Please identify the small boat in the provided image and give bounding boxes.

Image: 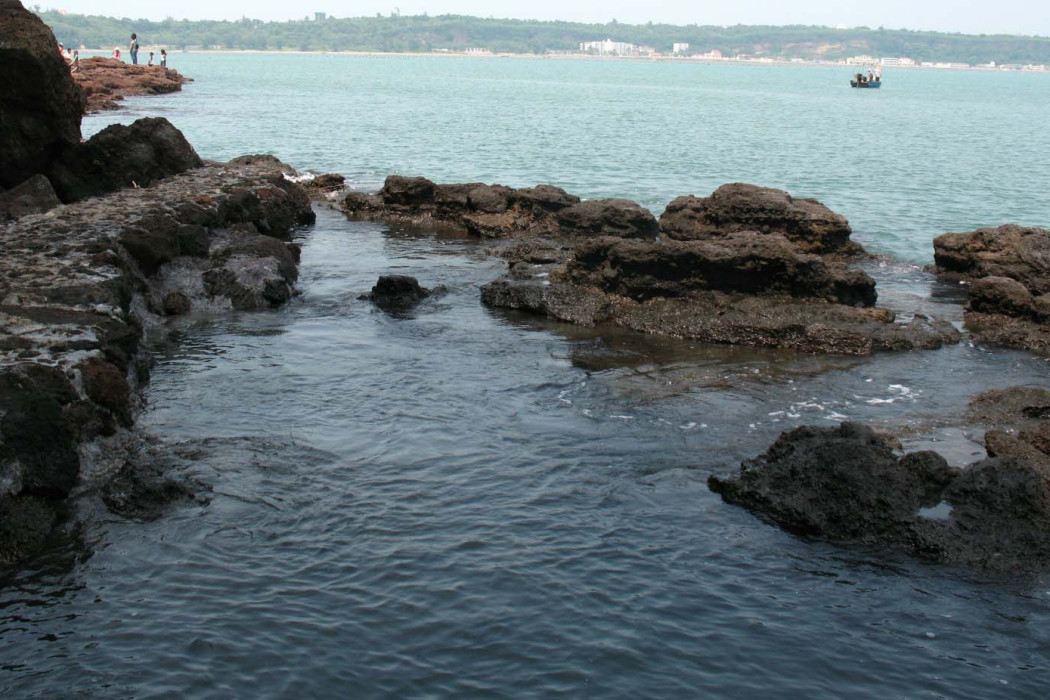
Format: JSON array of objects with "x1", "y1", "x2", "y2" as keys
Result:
[{"x1": 850, "y1": 70, "x2": 882, "y2": 89}]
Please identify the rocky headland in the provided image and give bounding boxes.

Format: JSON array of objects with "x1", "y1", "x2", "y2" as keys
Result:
[
  {"x1": 0, "y1": 0, "x2": 315, "y2": 562},
  {"x1": 343, "y1": 176, "x2": 960, "y2": 355},
  {"x1": 934, "y1": 224, "x2": 1050, "y2": 356},
  {"x1": 709, "y1": 387, "x2": 1050, "y2": 572},
  {"x1": 73, "y1": 57, "x2": 191, "y2": 114}
]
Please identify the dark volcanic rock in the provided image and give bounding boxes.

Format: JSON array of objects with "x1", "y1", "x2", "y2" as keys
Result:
[
  {"x1": 0, "y1": 173, "x2": 61, "y2": 220},
  {"x1": 709, "y1": 419, "x2": 1050, "y2": 572},
  {"x1": 566, "y1": 234, "x2": 877, "y2": 306},
  {"x1": 0, "y1": 160, "x2": 316, "y2": 562},
  {"x1": 363, "y1": 275, "x2": 434, "y2": 311},
  {"x1": 0, "y1": 365, "x2": 81, "y2": 500},
  {"x1": 381, "y1": 175, "x2": 436, "y2": 207},
  {"x1": 968, "y1": 276, "x2": 1038, "y2": 319},
  {"x1": 341, "y1": 177, "x2": 582, "y2": 238},
  {"x1": 78, "y1": 357, "x2": 132, "y2": 426},
  {"x1": 48, "y1": 117, "x2": 204, "y2": 202},
  {"x1": 934, "y1": 225, "x2": 1050, "y2": 292},
  {"x1": 481, "y1": 277, "x2": 957, "y2": 355},
  {"x1": 709, "y1": 423, "x2": 955, "y2": 539},
  {"x1": 556, "y1": 199, "x2": 660, "y2": 239},
  {"x1": 660, "y1": 184, "x2": 859, "y2": 255},
  {"x1": 934, "y1": 226, "x2": 1050, "y2": 356},
  {"x1": 101, "y1": 455, "x2": 206, "y2": 521},
  {"x1": 0, "y1": 0, "x2": 85, "y2": 190}
]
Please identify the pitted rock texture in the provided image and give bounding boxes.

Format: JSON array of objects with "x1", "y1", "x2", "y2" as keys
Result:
[
  {"x1": 0, "y1": 158, "x2": 315, "y2": 562},
  {"x1": 659, "y1": 183, "x2": 861, "y2": 256},
  {"x1": 934, "y1": 225, "x2": 1050, "y2": 356},
  {"x1": 709, "y1": 410, "x2": 1050, "y2": 573},
  {"x1": 342, "y1": 175, "x2": 656, "y2": 239},
  {"x1": 565, "y1": 234, "x2": 877, "y2": 307},
  {"x1": 0, "y1": 0, "x2": 85, "y2": 189},
  {"x1": 73, "y1": 56, "x2": 191, "y2": 114}
]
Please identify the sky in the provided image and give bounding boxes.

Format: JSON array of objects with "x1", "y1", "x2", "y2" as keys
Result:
[{"x1": 39, "y1": 1, "x2": 1050, "y2": 36}]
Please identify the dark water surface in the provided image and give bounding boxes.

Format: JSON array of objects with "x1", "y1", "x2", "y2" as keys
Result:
[{"x1": 3, "y1": 208, "x2": 1050, "y2": 698}]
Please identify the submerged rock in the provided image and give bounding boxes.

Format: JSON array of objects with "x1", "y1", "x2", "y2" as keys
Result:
[
  {"x1": 361, "y1": 275, "x2": 444, "y2": 312},
  {"x1": 0, "y1": 0, "x2": 85, "y2": 189},
  {"x1": 710, "y1": 390, "x2": 1050, "y2": 572}
]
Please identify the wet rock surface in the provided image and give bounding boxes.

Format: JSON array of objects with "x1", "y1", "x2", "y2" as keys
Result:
[
  {"x1": 0, "y1": 157, "x2": 314, "y2": 562},
  {"x1": 476, "y1": 183, "x2": 956, "y2": 355},
  {"x1": 934, "y1": 225, "x2": 1050, "y2": 356},
  {"x1": 710, "y1": 388, "x2": 1050, "y2": 572},
  {"x1": 73, "y1": 57, "x2": 191, "y2": 114},
  {"x1": 0, "y1": 0, "x2": 85, "y2": 189},
  {"x1": 361, "y1": 275, "x2": 446, "y2": 314}
]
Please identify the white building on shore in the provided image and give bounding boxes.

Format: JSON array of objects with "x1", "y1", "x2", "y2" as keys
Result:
[
  {"x1": 673, "y1": 42, "x2": 690, "y2": 55},
  {"x1": 880, "y1": 56, "x2": 916, "y2": 67},
  {"x1": 579, "y1": 39, "x2": 638, "y2": 56}
]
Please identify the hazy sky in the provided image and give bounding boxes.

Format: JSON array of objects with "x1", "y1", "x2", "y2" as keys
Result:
[{"x1": 42, "y1": 1, "x2": 1050, "y2": 36}]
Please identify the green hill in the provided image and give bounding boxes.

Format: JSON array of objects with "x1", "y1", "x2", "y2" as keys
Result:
[{"x1": 40, "y1": 10, "x2": 1050, "y2": 65}]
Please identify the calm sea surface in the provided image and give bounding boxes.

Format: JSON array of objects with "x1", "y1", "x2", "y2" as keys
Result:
[{"x1": 4, "y1": 55, "x2": 1050, "y2": 698}]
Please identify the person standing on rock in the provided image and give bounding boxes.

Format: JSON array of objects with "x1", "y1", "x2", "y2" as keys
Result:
[
  {"x1": 129, "y1": 33, "x2": 140, "y2": 65},
  {"x1": 160, "y1": 49, "x2": 167, "y2": 67},
  {"x1": 148, "y1": 51, "x2": 154, "y2": 66}
]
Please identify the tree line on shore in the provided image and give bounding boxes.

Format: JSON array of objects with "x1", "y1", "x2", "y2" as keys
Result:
[{"x1": 39, "y1": 10, "x2": 1050, "y2": 65}]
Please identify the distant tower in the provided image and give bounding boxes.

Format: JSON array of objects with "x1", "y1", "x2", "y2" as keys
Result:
[{"x1": 315, "y1": 12, "x2": 327, "y2": 21}]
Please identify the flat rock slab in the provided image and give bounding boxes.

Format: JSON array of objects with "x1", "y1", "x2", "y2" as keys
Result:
[{"x1": 73, "y1": 57, "x2": 191, "y2": 114}]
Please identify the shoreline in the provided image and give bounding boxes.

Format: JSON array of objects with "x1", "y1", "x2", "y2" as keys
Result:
[{"x1": 73, "y1": 48, "x2": 1050, "y2": 74}]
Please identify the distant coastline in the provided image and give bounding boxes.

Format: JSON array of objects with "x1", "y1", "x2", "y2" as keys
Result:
[{"x1": 74, "y1": 48, "x2": 1049, "y2": 74}]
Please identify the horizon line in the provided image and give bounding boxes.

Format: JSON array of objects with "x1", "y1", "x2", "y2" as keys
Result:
[{"x1": 38, "y1": 9, "x2": 1050, "y2": 41}]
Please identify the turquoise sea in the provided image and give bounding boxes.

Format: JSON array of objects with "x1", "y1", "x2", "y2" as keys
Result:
[
  {"x1": 4, "y1": 54, "x2": 1050, "y2": 698},
  {"x1": 86, "y1": 54, "x2": 1050, "y2": 263}
]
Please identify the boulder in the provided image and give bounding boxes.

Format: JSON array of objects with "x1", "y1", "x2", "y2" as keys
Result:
[
  {"x1": 0, "y1": 173, "x2": 61, "y2": 220},
  {"x1": 363, "y1": 275, "x2": 433, "y2": 310},
  {"x1": 513, "y1": 185, "x2": 581, "y2": 214},
  {"x1": 968, "y1": 276, "x2": 1036, "y2": 319},
  {"x1": 934, "y1": 225, "x2": 1050, "y2": 294},
  {"x1": 47, "y1": 117, "x2": 203, "y2": 202},
  {"x1": 0, "y1": 0, "x2": 85, "y2": 189},
  {"x1": 660, "y1": 184, "x2": 858, "y2": 255},
  {"x1": 709, "y1": 420, "x2": 1050, "y2": 571},
  {"x1": 709, "y1": 423, "x2": 955, "y2": 540},
  {"x1": 556, "y1": 199, "x2": 660, "y2": 239},
  {"x1": 566, "y1": 233, "x2": 877, "y2": 306},
  {"x1": 380, "y1": 175, "x2": 436, "y2": 208},
  {"x1": 0, "y1": 364, "x2": 81, "y2": 500}
]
